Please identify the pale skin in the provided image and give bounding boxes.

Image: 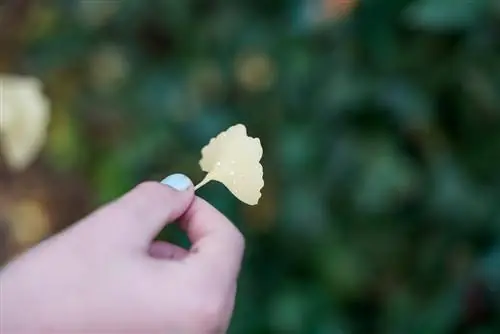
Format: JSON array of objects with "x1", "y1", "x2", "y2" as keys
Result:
[{"x1": 0, "y1": 177, "x2": 245, "y2": 333}]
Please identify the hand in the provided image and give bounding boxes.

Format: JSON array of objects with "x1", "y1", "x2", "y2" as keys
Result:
[{"x1": 0, "y1": 174, "x2": 245, "y2": 334}]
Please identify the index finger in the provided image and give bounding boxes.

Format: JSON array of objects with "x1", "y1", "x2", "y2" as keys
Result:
[{"x1": 181, "y1": 197, "x2": 245, "y2": 285}]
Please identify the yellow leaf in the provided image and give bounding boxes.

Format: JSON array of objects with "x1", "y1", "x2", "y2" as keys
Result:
[
  {"x1": 0, "y1": 75, "x2": 51, "y2": 171},
  {"x1": 195, "y1": 124, "x2": 264, "y2": 206}
]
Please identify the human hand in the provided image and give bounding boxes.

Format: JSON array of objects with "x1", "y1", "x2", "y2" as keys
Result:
[{"x1": 0, "y1": 174, "x2": 245, "y2": 334}]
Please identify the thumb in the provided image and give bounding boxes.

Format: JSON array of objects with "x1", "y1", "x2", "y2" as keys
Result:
[{"x1": 82, "y1": 174, "x2": 195, "y2": 248}]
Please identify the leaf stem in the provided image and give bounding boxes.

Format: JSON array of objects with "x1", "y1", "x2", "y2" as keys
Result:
[{"x1": 194, "y1": 174, "x2": 212, "y2": 190}]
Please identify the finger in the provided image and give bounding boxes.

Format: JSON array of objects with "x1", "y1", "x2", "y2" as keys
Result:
[
  {"x1": 180, "y1": 197, "x2": 245, "y2": 287},
  {"x1": 84, "y1": 174, "x2": 195, "y2": 248},
  {"x1": 149, "y1": 241, "x2": 189, "y2": 260}
]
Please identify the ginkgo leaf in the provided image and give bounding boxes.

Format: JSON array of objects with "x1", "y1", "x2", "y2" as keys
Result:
[
  {"x1": 0, "y1": 75, "x2": 51, "y2": 171},
  {"x1": 195, "y1": 124, "x2": 264, "y2": 205}
]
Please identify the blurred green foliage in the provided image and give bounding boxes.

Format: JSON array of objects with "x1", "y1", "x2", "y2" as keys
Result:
[{"x1": 1, "y1": 0, "x2": 500, "y2": 333}]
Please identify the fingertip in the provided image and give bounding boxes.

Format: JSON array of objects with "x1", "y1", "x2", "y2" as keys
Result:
[{"x1": 161, "y1": 174, "x2": 193, "y2": 191}]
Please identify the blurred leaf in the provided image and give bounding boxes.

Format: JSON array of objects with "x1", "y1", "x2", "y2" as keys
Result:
[
  {"x1": 427, "y1": 159, "x2": 492, "y2": 227},
  {"x1": 405, "y1": 0, "x2": 488, "y2": 32},
  {"x1": 93, "y1": 152, "x2": 135, "y2": 204},
  {"x1": 318, "y1": 67, "x2": 371, "y2": 118},
  {"x1": 477, "y1": 246, "x2": 500, "y2": 309},
  {"x1": 316, "y1": 243, "x2": 370, "y2": 300},
  {"x1": 384, "y1": 287, "x2": 418, "y2": 334},
  {"x1": 46, "y1": 108, "x2": 85, "y2": 171},
  {"x1": 275, "y1": 126, "x2": 319, "y2": 179},
  {"x1": 280, "y1": 183, "x2": 331, "y2": 241},
  {"x1": 268, "y1": 286, "x2": 310, "y2": 333},
  {"x1": 354, "y1": 138, "x2": 419, "y2": 214},
  {"x1": 7, "y1": 198, "x2": 51, "y2": 247},
  {"x1": 414, "y1": 285, "x2": 463, "y2": 334},
  {"x1": 377, "y1": 79, "x2": 434, "y2": 132}
]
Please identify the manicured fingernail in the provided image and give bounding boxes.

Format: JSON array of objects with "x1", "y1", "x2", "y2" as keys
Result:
[{"x1": 161, "y1": 173, "x2": 192, "y2": 191}]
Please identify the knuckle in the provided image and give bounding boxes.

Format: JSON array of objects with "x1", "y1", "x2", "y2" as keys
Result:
[{"x1": 191, "y1": 299, "x2": 226, "y2": 332}]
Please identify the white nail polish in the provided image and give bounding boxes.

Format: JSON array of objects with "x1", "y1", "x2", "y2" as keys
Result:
[{"x1": 161, "y1": 174, "x2": 192, "y2": 191}]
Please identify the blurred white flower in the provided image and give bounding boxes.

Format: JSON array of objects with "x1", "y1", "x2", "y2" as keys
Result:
[{"x1": 0, "y1": 75, "x2": 51, "y2": 171}]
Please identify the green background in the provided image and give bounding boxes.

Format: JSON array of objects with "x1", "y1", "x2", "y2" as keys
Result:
[{"x1": 1, "y1": 0, "x2": 499, "y2": 333}]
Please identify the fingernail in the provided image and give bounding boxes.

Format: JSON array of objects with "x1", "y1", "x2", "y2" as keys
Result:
[{"x1": 161, "y1": 174, "x2": 192, "y2": 191}]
